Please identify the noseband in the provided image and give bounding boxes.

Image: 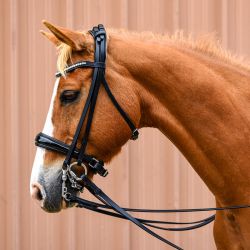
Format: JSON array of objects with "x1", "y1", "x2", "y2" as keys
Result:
[{"x1": 35, "y1": 25, "x2": 250, "y2": 250}]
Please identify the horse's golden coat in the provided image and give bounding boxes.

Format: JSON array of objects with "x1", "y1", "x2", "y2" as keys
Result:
[{"x1": 42, "y1": 21, "x2": 250, "y2": 249}]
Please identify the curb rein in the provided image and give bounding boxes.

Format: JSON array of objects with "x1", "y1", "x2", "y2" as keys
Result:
[{"x1": 35, "y1": 25, "x2": 250, "y2": 250}]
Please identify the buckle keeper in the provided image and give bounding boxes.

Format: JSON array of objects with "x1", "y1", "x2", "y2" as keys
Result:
[{"x1": 89, "y1": 158, "x2": 108, "y2": 177}]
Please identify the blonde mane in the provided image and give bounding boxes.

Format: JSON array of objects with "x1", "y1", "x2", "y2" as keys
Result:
[{"x1": 57, "y1": 29, "x2": 250, "y2": 75}]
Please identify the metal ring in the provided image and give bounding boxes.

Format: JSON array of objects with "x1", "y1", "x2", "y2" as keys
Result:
[
  {"x1": 68, "y1": 162, "x2": 88, "y2": 181},
  {"x1": 64, "y1": 192, "x2": 72, "y2": 201}
]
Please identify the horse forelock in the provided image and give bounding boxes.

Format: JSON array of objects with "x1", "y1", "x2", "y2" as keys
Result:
[
  {"x1": 56, "y1": 32, "x2": 95, "y2": 76},
  {"x1": 57, "y1": 43, "x2": 72, "y2": 77}
]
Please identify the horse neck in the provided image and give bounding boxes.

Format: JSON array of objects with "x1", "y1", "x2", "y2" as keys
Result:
[{"x1": 108, "y1": 34, "x2": 250, "y2": 204}]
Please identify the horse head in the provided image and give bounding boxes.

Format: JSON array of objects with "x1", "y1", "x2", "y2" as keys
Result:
[{"x1": 30, "y1": 21, "x2": 141, "y2": 212}]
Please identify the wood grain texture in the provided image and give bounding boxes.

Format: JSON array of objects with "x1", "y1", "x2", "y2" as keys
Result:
[{"x1": 1, "y1": 0, "x2": 250, "y2": 249}]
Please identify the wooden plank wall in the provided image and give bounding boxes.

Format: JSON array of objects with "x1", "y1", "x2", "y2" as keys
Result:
[{"x1": 1, "y1": 0, "x2": 250, "y2": 249}]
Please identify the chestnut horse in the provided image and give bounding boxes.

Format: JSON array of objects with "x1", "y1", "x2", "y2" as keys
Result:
[{"x1": 30, "y1": 21, "x2": 250, "y2": 249}]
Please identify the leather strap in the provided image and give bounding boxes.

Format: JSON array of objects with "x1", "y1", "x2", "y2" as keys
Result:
[
  {"x1": 102, "y1": 73, "x2": 139, "y2": 140},
  {"x1": 68, "y1": 175, "x2": 250, "y2": 248},
  {"x1": 35, "y1": 133, "x2": 107, "y2": 176},
  {"x1": 63, "y1": 67, "x2": 99, "y2": 168},
  {"x1": 69, "y1": 195, "x2": 216, "y2": 229},
  {"x1": 55, "y1": 61, "x2": 105, "y2": 77},
  {"x1": 77, "y1": 73, "x2": 102, "y2": 164},
  {"x1": 79, "y1": 175, "x2": 183, "y2": 250}
]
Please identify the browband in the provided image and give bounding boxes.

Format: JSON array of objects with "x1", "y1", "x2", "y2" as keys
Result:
[{"x1": 55, "y1": 61, "x2": 106, "y2": 77}]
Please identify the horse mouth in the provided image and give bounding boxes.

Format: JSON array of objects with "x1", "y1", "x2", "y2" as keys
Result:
[
  {"x1": 31, "y1": 164, "x2": 81, "y2": 213},
  {"x1": 62, "y1": 198, "x2": 77, "y2": 210},
  {"x1": 37, "y1": 182, "x2": 80, "y2": 213},
  {"x1": 40, "y1": 194, "x2": 78, "y2": 213},
  {"x1": 62, "y1": 199, "x2": 69, "y2": 209}
]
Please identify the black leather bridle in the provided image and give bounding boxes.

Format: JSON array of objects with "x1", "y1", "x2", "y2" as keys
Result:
[{"x1": 35, "y1": 25, "x2": 250, "y2": 250}]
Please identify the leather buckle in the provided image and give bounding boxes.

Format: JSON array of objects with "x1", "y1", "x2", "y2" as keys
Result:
[
  {"x1": 89, "y1": 158, "x2": 108, "y2": 177},
  {"x1": 131, "y1": 129, "x2": 139, "y2": 140}
]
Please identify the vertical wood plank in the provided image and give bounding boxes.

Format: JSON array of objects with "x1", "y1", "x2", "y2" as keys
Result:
[
  {"x1": 6, "y1": 1, "x2": 21, "y2": 250},
  {"x1": 0, "y1": 1, "x2": 8, "y2": 250}
]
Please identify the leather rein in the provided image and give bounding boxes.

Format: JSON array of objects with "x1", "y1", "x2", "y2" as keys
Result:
[{"x1": 35, "y1": 24, "x2": 250, "y2": 250}]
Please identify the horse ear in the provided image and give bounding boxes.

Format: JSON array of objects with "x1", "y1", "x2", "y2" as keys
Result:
[
  {"x1": 40, "y1": 30, "x2": 60, "y2": 46},
  {"x1": 42, "y1": 20, "x2": 85, "y2": 50}
]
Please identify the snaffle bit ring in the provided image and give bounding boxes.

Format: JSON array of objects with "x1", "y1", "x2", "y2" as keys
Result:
[{"x1": 68, "y1": 162, "x2": 88, "y2": 181}]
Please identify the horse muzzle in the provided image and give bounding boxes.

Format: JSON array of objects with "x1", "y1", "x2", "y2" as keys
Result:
[{"x1": 30, "y1": 162, "x2": 77, "y2": 212}]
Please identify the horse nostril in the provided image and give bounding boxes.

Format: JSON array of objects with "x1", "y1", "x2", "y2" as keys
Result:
[{"x1": 31, "y1": 183, "x2": 44, "y2": 201}]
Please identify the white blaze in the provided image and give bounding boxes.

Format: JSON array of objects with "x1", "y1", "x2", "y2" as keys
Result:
[
  {"x1": 30, "y1": 78, "x2": 60, "y2": 192},
  {"x1": 43, "y1": 78, "x2": 60, "y2": 137}
]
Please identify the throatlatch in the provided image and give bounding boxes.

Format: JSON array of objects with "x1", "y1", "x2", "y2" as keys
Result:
[{"x1": 35, "y1": 24, "x2": 250, "y2": 250}]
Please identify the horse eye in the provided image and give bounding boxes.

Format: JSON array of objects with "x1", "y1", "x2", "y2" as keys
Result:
[{"x1": 60, "y1": 90, "x2": 80, "y2": 104}]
